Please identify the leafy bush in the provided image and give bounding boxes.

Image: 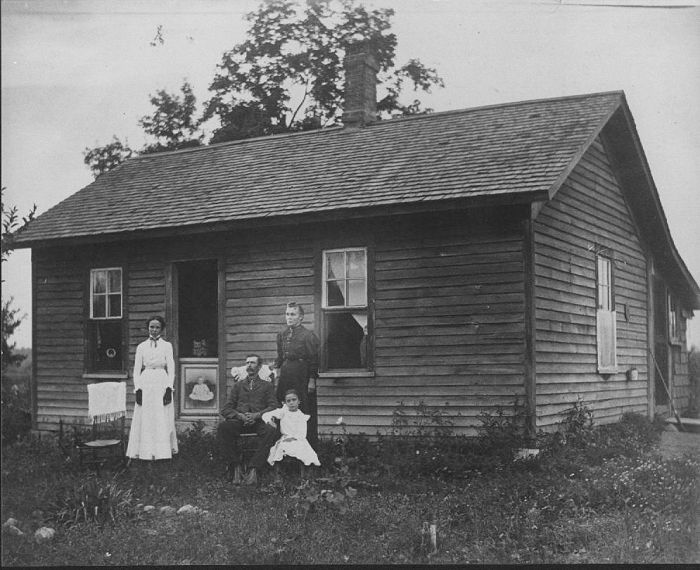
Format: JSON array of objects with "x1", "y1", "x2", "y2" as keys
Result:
[
  {"x1": 176, "y1": 420, "x2": 219, "y2": 470},
  {"x1": 560, "y1": 397, "x2": 594, "y2": 448},
  {"x1": 476, "y1": 400, "x2": 530, "y2": 458},
  {"x1": 1, "y1": 381, "x2": 32, "y2": 446},
  {"x1": 48, "y1": 476, "x2": 135, "y2": 527}
]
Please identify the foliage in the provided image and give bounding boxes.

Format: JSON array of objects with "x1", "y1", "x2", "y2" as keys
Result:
[
  {"x1": 1, "y1": 186, "x2": 36, "y2": 266},
  {"x1": 559, "y1": 396, "x2": 595, "y2": 448},
  {"x1": 1, "y1": 412, "x2": 697, "y2": 565},
  {"x1": 48, "y1": 476, "x2": 135, "y2": 527},
  {"x1": 1, "y1": 380, "x2": 31, "y2": 446},
  {"x1": 476, "y1": 399, "x2": 530, "y2": 457},
  {"x1": 83, "y1": 0, "x2": 444, "y2": 173},
  {"x1": 176, "y1": 420, "x2": 220, "y2": 472},
  {"x1": 1, "y1": 187, "x2": 35, "y2": 372},
  {"x1": 204, "y1": 0, "x2": 443, "y2": 143},
  {"x1": 82, "y1": 136, "x2": 134, "y2": 178},
  {"x1": 139, "y1": 81, "x2": 204, "y2": 154}
]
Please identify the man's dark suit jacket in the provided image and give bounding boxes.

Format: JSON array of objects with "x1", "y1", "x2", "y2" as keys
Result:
[{"x1": 221, "y1": 376, "x2": 278, "y2": 420}]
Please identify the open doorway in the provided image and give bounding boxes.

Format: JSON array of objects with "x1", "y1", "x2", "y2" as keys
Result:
[
  {"x1": 176, "y1": 259, "x2": 220, "y2": 415},
  {"x1": 653, "y1": 277, "x2": 670, "y2": 406}
]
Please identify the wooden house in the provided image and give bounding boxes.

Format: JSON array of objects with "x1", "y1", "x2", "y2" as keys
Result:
[{"x1": 14, "y1": 47, "x2": 699, "y2": 438}]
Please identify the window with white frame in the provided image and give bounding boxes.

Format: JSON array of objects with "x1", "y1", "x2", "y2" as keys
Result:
[
  {"x1": 668, "y1": 294, "x2": 680, "y2": 343},
  {"x1": 322, "y1": 248, "x2": 369, "y2": 370},
  {"x1": 596, "y1": 254, "x2": 617, "y2": 373},
  {"x1": 88, "y1": 268, "x2": 124, "y2": 372}
]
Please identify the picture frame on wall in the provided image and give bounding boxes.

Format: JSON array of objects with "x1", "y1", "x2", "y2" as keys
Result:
[{"x1": 180, "y1": 360, "x2": 218, "y2": 415}]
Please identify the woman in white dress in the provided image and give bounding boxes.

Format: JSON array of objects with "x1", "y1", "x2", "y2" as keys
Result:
[
  {"x1": 262, "y1": 389, "x2": 320, "y2": 467},
  {"x1": 126, "y1": 316, "x2": 178, "y2": 461}
]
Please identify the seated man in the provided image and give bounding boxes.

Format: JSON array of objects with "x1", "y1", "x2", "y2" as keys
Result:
[{"x1": 217, "y1": 354, "x2": 279, "y2": 485}]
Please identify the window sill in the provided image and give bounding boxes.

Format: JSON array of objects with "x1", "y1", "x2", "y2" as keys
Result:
[
  {"x1": 597, "y1": 367, "x2": 618, "y2": 376},
  {"x1": 82, "y1": 372, "x2": 129, "y2": 380},
  {"x1": 319, "y1": 371, "x2": 375, "y2": 379}
]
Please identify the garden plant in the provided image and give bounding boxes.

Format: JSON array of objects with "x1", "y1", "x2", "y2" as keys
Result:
[{"x1": 1, "y1": 401, "x2": 698, "y2": 565}]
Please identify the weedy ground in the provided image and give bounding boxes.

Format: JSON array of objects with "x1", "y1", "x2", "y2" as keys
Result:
[{"x1": 1, "y1": 408, "x2": 698, "y2": 566}]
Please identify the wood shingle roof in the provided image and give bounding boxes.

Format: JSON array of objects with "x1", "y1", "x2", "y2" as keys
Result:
[{"x1": 15, "y1": 91, "x2": 623, "y2": 244}]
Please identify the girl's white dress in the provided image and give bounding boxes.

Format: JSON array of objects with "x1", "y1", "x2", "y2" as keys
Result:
[
  {"x1": 126, "y1": 337, "x2": 178, "y2": 460},
  {"x1": 262, "y1": 405, "x2": 321, "y2": 466}
]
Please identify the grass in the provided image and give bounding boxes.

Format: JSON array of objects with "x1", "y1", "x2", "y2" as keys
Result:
[{"x1": 1, "y1": 412, "x2": 698, "y2": 565}]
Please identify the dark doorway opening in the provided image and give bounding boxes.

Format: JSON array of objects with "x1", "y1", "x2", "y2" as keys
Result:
[
  {"x1": 653, "y1": 277, "x2": 669, "y2": 405},
  {"x1": 177, "y1": 260, "x2": 218, "y2": 358}
]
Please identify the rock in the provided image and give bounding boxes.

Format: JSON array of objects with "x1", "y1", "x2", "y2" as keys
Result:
[
  {"x1": 34, "y1": 527, "x2": 56, "y2": 542},
  {"x1": 159, "y1": 506, "x2": 177, "y2": 517},
  {"x1": 143, "y1": 505, "x2": 156, "y2": 512},
  {"x1": 177, "y1": 505, "x2": 201, "y2": 515},
  {"x1": 5, "y1": 525, "x2": 24, "y2": 536},
  {"x1": 3, "y1": 518, "x2": 19, "y2": 528}
]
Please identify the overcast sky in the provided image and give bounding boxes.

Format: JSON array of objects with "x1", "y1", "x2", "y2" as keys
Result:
[{"x1": 2, "y1": 0, "x2": 699, "y2": 348}]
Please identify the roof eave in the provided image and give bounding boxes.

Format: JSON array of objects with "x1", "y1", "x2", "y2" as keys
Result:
[
  {"x1": 603, "y1": 98, "x2": 700, "y2": 310},
  {"x1": 12, "y1": 189, "x2": 548, "y2": 250}
]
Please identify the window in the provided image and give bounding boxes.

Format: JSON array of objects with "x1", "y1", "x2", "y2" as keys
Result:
[
  {"x1": 88, "y1": 268, "x2": 124, "y2": 372},
  {"x1": 596, "y1": 254, "x2": 617, "y2": 373},
  {"x1": 668, "y1": 294, "x2": 680, "y2": 343},
  {"x1": 322, "y1": 248, "x2": 369, "y2": 370}
]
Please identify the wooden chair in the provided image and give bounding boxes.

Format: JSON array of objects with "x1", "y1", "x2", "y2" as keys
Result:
[
  {"x1": 75, "y1": 381, "x2": 127, "y2": 472},
  {"x1": 239, "y1": 432, "x2": 259, "y2": 472}
]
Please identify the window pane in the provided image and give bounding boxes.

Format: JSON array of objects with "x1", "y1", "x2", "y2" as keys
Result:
[
  {"x1": 347, "y1": 250, "x2": 366, "y2": 278},
  {"x1": 347, "y1": 279, "x2": 367, "y2": 306},
  {"x1": 108, "y1": 294, "x2": 122, "y2": 318},
  {"x1": 109, "y1": 270, "x2": 122, "y2": 293},
  {"x1": 92, "y1": 295, "x2": 106, "y2": 318},
  {"x1": 326, "y1": 252, "x2": 345, "y2": 280},
  {"x1": 92, "y1": 271, "x2": 107, "y2": 294},
  {"x1": 326, "y1": 280, "x2": 346, "y2": 307},
  {"x1": 91, "y1": 320, "x2": 122, "y2": 371},
  {"x1": 325, "y1": 311, "x2": 366, "y2": 369}
]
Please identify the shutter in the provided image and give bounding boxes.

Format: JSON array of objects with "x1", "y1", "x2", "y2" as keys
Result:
[{"x1": 597, "y1": 308, "x2": 617, "y2": 371}]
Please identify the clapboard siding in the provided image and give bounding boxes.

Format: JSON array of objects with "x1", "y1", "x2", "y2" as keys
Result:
[
  {"x1": 314, "y1": 211, "x2": 527, "y2": 436},
  {"x1": 534, "y1": 137, "x2": 649, "y2": 427},
  {"x1": 224, "y1": 231, "x2": 316, "y2": 394},
  {"x1": 33, "y1": 249, "x2": 87, "y2": 429}
]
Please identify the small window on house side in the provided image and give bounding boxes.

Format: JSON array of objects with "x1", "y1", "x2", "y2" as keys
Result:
[
  {"x1": 668, "y1": 294, "x2": 680, "y2": 343},
  {"x1": 322, "y1": 248, "x2": 369, "y2": 370},
  {"x1": 88, "y1": 268, "x2": 123, "y2": 372},
  {"x1": 596, "y1": 254, "x2": 617, "y2": 373}
]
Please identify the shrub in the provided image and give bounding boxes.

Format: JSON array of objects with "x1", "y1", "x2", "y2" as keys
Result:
[
  {"x1": 476, "y1": 400, "x2": 529, "y2": 458},
  {"x1": 560, "y1": 397, "x2": 594, "y2": 448},
  {"x1": 48, "y1": 476, "x2": 135, "y2": 527},
  {"x1": 177, "y1": 420, "x2": 219, "y2": 470},
  {"x1": 1, "y1": 381, "x2": 32, "y2": 446}
]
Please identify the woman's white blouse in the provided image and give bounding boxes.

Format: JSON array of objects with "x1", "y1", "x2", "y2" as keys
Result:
[{"x1": 132, "y1": 338, "x2": 175, "y2": 391}]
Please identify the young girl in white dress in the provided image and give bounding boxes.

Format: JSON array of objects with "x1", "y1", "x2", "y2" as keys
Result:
[
  {"x1": 126, "y1": 316, "x2": 178, "y2": 461},
  {"x1": 262, "y1": 389, "x2": 320, "y2": 468}
]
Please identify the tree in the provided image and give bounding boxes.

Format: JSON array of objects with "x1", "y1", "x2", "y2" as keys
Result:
[
  {"x1": 83, "y1": 0, "x2": 444, "y2": 173},
  {"x1": 83, "y1": 136, "x2": 134, "y2": 178},
  {"x1": 203, "y1": 0, "x2": 444, "y2": 142},
  {"x1": 139, "y1": 81, "x2": 204, "y2": 154},
  {"x1": 1, "y1": 187, "x2": 36, "y2": 372}
]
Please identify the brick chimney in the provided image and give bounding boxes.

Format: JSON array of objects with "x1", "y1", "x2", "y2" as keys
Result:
[{"x1": 342, "y1": 40, "x2": 379, "y2": 127}]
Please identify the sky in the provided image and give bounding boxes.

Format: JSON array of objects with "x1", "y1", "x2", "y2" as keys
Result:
[{"x1": 2, "y1": 0, "x2": 699, "y2": 348}]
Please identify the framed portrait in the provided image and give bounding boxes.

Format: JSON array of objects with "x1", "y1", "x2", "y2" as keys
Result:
[{"x1": 180, "y1": 360, "x2": 218, "y2": 415}]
